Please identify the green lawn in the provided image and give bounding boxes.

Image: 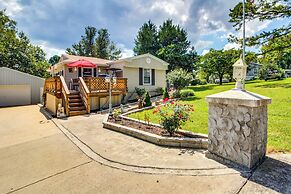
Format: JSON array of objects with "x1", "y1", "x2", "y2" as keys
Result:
[{"x1": 128, "y1": 78, "x2": 291, "y2": 152}]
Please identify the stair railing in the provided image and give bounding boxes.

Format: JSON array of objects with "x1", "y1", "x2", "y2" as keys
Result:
[
  {"x1": 79, "y1": 77, "x2": 91, "y2": 113},
  {"x1": 60, "y1": 76, "x2": 70, "y2": 116}
]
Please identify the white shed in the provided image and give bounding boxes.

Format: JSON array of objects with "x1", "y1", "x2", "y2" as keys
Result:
[{"x1": 0, "y1": 67, "x2": 45, "y2": 107}]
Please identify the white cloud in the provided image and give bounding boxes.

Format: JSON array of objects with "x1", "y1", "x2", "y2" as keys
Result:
[
  {"x1": 195, "y1": 40, "x2": 213, "y2": 50},
  {"x1": 117, "y1": 44, "x2": 134, "y2": 58},
  {"x1": 0, "y1": 0, "x2": 23, "y2": 16},
  {"x1": 149, "y1": 0, "x2": 191, "y2": 24},
  {"x1": 223, "y1": 42, "x2": 241, "y2": 50},
  {"x1": 201, "y1": 49, "x2": 210, "y2": 55},
  {"x1": 33, "y1": 40, "x2": 65, "y2": 59}
]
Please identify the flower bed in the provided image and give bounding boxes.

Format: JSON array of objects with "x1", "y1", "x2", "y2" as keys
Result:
[{"x1": 103, "y1": 102, "x2": 208, "y2": 149}]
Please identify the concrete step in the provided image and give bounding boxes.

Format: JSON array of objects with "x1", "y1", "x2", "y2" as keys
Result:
[{"x1": 69, "y1": 110, "x2": 87, "y2": 116}]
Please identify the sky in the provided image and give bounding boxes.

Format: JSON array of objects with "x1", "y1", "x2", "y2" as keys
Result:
[{"x1": 0, "y1": 0, "x2": 286, "y2": 59}]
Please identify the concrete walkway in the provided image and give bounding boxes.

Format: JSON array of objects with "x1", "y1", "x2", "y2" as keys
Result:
[{"x1": 0, "y1": 105, "x2": 290, "y2": 193}]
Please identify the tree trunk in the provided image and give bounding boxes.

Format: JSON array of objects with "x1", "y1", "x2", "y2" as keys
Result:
[{"x1": 219, "y1": 76, "x2": 223, "y2": 85}]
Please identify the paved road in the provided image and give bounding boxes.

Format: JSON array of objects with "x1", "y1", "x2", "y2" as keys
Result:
[{"x1": 0, "y1": 105, "x2": 290, "y2": 193}]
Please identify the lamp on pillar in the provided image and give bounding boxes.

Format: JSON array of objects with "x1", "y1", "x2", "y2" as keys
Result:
[{"x1": 233, "y1": 56, "x2": 248, "y2": 91}]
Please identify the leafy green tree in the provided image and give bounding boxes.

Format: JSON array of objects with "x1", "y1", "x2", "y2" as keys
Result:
[
  {"x1": 259, "y1": 33, "x2": 291, "y2": 69},
  {"x1": 133, "y1": 19, "x2": 198, "y2": 72},
  {"x1": 157, "y1": 20, "x2": 196, "y2": 72},
  {"x1": 258, "y1": 63, "x2": 284, "y2": 80},
  {"x1": 229, "y1": 0, "x2": 291, "y2": 54},
  {"x1": 48, "y1": 55, "x2": 60, "y2": 65},
  {"x1": 0, "y1": 10, "x2": 50, "y2": 78},
  {"x1": 95, "y1": 29, "x2": 121, "y2": 60},
  {"x1": 200, "y1": 49, "x2": 240, "y2": 85},
  {"x1": 66, "y1": 27, "x2": 121, "y2": 60},
  {"x1": 133, "y1": 20, "x2": 159, "y2": 55},
  {"x1": 167, "y1": 68, "x2": 193, "y2": 90}
]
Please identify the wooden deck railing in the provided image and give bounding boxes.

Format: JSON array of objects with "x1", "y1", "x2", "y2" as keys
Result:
[
  {"x1": 83, "y1": 77, "x2": 128, "y2": 93},
  {"x1": 43, "y1": 76, "x2": 62, "y2": 97},
  {"x1": 79, "y1": 77, "x2": 90, "y2": 113}
]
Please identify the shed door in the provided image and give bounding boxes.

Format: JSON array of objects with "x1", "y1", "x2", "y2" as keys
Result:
[{"x1": 0, "y1": 85, "x2": 31, "y2": 107}]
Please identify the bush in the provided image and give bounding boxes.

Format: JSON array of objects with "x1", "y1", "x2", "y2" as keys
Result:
[
  {"x1": 199, "y1": 79, "x2": 207, "y2": 85},
  {"x1": 162, "y1": 87, "x2": 170, "y2": 99},
  {"x1": 171, "y1": 90, "x2": 181, "y2": 98},
  {"x1": 112, "y1": 109, "x2": 121, "y2": 121},
  {"x1": 153, "y1": 101, "x2": 194, "y2": 136},
  {"x1": 258, "y1": 63, "x2": 285, "y2": 81},
  {"x1": 180, "y1": 89, "x2": 195, "y2": 98},
  {"x1": 167, "y1": 68, "x2": 193, "y2": 90},
  {"x1": 155, "y1": 87, "x2": 164, "y2": 95},
  {"x1": 135, "y1": 87, "x2": 146, "y2": 99},
  {"x1": 143, "y1": 91, "x2": 152, "y2": 107}
]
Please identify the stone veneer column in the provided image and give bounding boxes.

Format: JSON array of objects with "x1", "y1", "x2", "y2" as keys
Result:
[{"x1": 205, "y1": 89, "x2": 271, "y2": 169}]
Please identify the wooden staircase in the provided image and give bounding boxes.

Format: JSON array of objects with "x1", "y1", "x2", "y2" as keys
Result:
[{"x1": 68, "y1": 92, "x2": 87, "y2": 116}]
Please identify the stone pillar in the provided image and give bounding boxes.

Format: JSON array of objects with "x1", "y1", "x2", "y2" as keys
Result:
[{"x1": 205, "y1": 89, "x2": 271, "y2": 169}]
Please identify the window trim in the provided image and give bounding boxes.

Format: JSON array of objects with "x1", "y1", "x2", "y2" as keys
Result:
[{"x1": 143, "y1": 68, "x2": 152, "y2": 85}]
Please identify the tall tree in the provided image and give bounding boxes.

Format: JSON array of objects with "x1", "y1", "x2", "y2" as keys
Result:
[
  {"x1": 133, "y1": 19, "x2": 198, "y2": 72},
  {"x1": 95, "y1": 28, "x2": 121, "y2": 60},
  {"x1": 157, "y1": 20, "x2": 196, "y2": 72},
  {"x1": 66, "y1": 27, "x2": 121, "y2": 60},
  {"x1": 228, "y1": 0, "x2": 291, "y2": 54},
  {"x1": 0, "y1": 10, "x2": 50, "y2": 77},
  {"x1": 133, "y1": 20, "x2": 159, "y2": 55},
  {"x1": 48, "y1": 55, "x2": 60, "y2": 66}
]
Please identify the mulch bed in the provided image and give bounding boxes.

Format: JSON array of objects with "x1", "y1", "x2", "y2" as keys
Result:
[{"x1": 108, "y1": 117, "x2": 192, "y2": 138}]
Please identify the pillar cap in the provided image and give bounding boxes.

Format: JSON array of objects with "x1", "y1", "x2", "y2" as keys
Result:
[{"x1": 206, "y1": 89, "x2": 272, "y2": 107}]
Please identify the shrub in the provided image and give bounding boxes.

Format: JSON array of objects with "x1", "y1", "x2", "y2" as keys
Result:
[
  {"x1": 162, "y1": 87, "x2": 170, "y2": 99},
  {"x1": 167, "y1": 68, "x2": 193, "y2": 90},
  {"x1": 112, "y1": 109, "x2": 121, "y2": 121},
  {"x1": 143, "y1": 91, "x2": 152, "y2": 107},
  {"x1": 258, "y1": 63, "x2": 285, "y2": 81},
  {"x1": 155, "y1": 87, "x2": 164, "y2": 95},
  {"x1": 199, "y1": 79, "x2": 207, "y2": 85},
  {"x1": 135, "y1": 87, "x2": 146, "y2": 99},
  {"x1": 153, "y1": 101, "x2": 194, "y2": 136},
  {"x1": 180, "y1": 89, "x2": 195, "y2": 98},
  {"x1": 171, "y1": 90, "x2": 180, "y2": 98}
]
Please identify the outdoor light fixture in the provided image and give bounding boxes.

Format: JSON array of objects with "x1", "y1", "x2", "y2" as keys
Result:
[
  {"x1": 233, "y1": 0, "x2": 247, "y2": 91},
  {"x1": 233, "y1": 57, "x2": 247, "y2": 90},
  {"x1": 74, "y1": 67, "x2": 77, "y2": 72}
]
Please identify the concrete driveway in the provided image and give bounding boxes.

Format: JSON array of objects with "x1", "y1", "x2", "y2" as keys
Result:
[{"x1": 0, "y1": 105, "x2": 290, "y2": 194}]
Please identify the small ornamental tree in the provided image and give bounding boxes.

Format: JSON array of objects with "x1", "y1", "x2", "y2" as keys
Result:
[
  {"x1": 167, "y1": 68, "x2": 193, "y2": 90},
  {"x1": 153, "y1": 99, "x2": 194, "y2": 136},
  {"x1": 162, "y1": 87, "x2": 169, "y2": 99},
  {"x1": 143, "y1": 91, "x2": 152, "y2": 107}
]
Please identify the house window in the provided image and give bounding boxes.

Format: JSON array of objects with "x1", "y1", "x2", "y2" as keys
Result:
[
  {"x1": 143, "y1": 69, "x2": 151, "y2": 85},
  {"x1": 68, "y1": 68, "x2": 73, "y2": 73},
  {"x1": 83, "y1": 68, "x2": 92, "y2": 77}
]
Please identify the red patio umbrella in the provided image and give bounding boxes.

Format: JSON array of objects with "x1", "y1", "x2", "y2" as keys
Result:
[{"x1": 67, "y1": 59, "x2": 97, "y2": 68}]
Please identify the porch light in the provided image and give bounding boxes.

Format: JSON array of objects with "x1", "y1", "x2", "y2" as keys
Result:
[
  {"x1": 98, "y1": 68, "x2": 101, "y2": 73},
  {"x1": 233, "y1": 56, "x2": 247, "y2": 90},
  {"x1": 74, "y1": 67, "x2": 77, "y2": 72}
]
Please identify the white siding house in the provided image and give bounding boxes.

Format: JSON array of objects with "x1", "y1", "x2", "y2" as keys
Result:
[{"x1": 0, "y1": 67, "x2": 45, "y2": 107}]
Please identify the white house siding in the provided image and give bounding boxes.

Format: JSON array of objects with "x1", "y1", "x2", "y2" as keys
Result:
[
  {"x1": 123, "y1": 67, "x2": 167, "y2": 93},
  {"x1": 0, "y1": 67, "x2": 45, "y2": 105}
]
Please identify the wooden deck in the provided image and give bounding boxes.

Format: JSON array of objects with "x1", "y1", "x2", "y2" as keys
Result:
[{"x1": 43, "y1": 76, "x2": 127, "y2": 116}]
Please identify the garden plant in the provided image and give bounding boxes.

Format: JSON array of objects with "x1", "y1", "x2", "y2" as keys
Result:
[{"x1": 153, "y1": 98, "x2": 194, "y2": 136}]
